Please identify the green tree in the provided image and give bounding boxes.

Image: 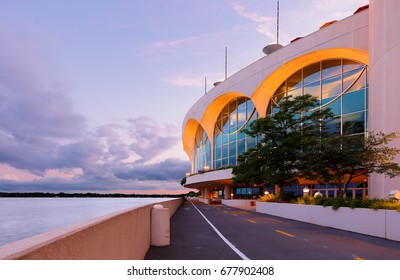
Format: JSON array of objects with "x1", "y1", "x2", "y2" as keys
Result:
[
  {"x1": 233, "y1": 94, "x2": 333, "y2": 200},
  {"x1": 301, "y1": 132, "x2": 400, "y2": 197}
]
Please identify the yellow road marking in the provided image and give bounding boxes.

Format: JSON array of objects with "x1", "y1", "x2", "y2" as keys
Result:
[
  {"x1": 232, "y1": 214, "x2": 238, "y2": 217},
  {"x1": 275, "y1": 230, "x2": 295, "y2": 238},
  {"x1": 354, "y1": 257, "x2": 364, "y2": 260},
  {"x1": 247, "y1": 219, "x2": 256, "y2": 224}
]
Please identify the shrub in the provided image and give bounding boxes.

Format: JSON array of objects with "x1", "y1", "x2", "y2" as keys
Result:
[
  {"x1": 259, "y1": 193, "x2": 278, "y2": 202},
  {"x1": 297, "y1": 196, "x2": 315, "y2": 205}
]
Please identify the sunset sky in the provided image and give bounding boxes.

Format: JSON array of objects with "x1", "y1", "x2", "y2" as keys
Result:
[{"x1": 0, "y1": 0, "x2": 367, "y2": 193}]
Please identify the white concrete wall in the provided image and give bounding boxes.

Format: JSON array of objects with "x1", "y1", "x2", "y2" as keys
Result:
[
  {"x1": 369, "y1": 0, "x2": 400, "y2": 198},
  {"x1": 257, "y1": 202, "x2": 400, "y2": 242},
  {"x1": 0, "y1": 198, "x2": 182, "y2": 260},
  {"x1": 222, "y1": 199, "x2": 256, "y2": 210}
]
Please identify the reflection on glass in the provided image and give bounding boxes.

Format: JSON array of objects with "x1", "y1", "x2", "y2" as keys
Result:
[
  {"x1": 287, "y1": 71, "x2": 302, "y2": 90},
  {"x1": 343, "y1": 67, "x2": 364, "y2": 91},
  {"x1": 194, "y1": 126, "x2": 211, "y2": 173},
  {"x1": 273, "y1": 92, "x2": 285, "y2": 104},
  {"x1": 238, "y1": 139, "x2": 245, "y2": 155},
  {"x1": 303, "y1": 62, "x2": 320, "y2": 84},
  {"x1": 343, "y1": 59, "x2": 363, "y2": 73},
  {"x1": 322, "y1": 75, "x2": 341, "y2": 99},
  {"x1": 213, "y1": 97, "x2": 258, "y2": 169},
  {"x1": 322, "y1": 60, "x2": 341, "y2": 79},
  {"x1": 303, "y1": 81, "x2": 320, "y2": 99},
  {"x1": 324, "y1": 117, "x2": 341, "y2": 134},
  {"x1": 215, "y1": 146, "x2": 221, "y2": 158},
  {"x1": 322, "y1": 97, "x2": 341, "y2": 116},
  {"x1": 287, "y1": 87, "x2": 302, "y2": 98},
  {"x1": 247, "y1": 136, "x2": 256, "y2": 149},
  {"x1": 343, "y1": 112, "x2": 365, "y2": 135},
  {"x1": 343, "y1": 89, "x2": 365, "y2": 114},
  {"x1": 238, "y1": 109, "x2": 246, "y2": 129},
  {"x1": 222, "y1": 144, "x2": 228, "y2": 158},
  {"x1": 229, "y1": 156, "x2": 236, "y2": 166}
]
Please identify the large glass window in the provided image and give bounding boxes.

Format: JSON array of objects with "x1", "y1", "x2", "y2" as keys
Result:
[
  {"x1": 263, "y1": 59, "x2": 368, "y2": 198},
  {"x1": 193, "y1": 126, "x2": 211, "y2": 173},
  {"x1": 266, "y1": 59, "x2": 368, "y2": 137},
  {"x1": 213, "y1": 97, "x2": 258, "y2": 169}
]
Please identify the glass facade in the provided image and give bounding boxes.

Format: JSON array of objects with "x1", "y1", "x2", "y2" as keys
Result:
[
  {"x1": 193, "y1": 125, "x2": 211, "y2": 173},
  {"x1": 213, "y1": 97, "x2": 258, "y2": 169},
  {"x1": 267, "y1": 59, "x2": 368, "y2": 138},
  {"x1": 265, "y1": 59, "x2": 369, "y2": 198},
  {"x1": 190, "y1": 59, "x2": 369, "y2": 199}
]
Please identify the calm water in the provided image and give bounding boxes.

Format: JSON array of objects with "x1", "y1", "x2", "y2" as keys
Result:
[{"x1": 0, "y1": 197, "x2": 174, "y2": 246}]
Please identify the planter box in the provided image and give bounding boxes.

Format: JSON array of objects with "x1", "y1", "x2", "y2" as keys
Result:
[
  {"x1": 256, "y1": 202, "x2": 400, "y2": 242},
  {"x1": 257, "y1": 202, "x2": 309, "y2": 222},
  {"x1": 308, "y1": 205, "x2": 386, "y2": 238}
]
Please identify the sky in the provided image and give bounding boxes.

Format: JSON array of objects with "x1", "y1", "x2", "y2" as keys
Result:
[{"x1": 0, "y1": 0, "x2": 368, "y2": 194}]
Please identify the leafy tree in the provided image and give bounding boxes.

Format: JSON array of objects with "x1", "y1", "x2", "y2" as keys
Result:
[
  {"x1": 301, "y1": 132, "x2": 400, "y2": 197},
  {"x1": 233, "y1": 94, "x2": 333, "y2": 199}
]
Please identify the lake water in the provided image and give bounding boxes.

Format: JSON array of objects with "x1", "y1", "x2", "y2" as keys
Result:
[{"x1": 0, "y1": 197, "x2": 175, "y2": 246}]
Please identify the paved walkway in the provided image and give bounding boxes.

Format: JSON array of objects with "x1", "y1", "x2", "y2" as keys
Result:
[{"x1": 145, "y1": 199, "x2": 400, "y2": 260}]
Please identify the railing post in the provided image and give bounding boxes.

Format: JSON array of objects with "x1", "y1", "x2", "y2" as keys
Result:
[{"x1": 150, "y1": 204, "x2": 170, "y2": 247}]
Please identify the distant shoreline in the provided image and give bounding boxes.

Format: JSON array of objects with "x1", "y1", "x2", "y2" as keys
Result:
[{"x1": 0, "y1": 192, "x2": 187, "y2": 198}]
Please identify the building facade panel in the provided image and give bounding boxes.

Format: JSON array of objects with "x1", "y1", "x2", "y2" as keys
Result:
[{"x1": 369, "y1": 0, "x2": 400, "y2": 198}]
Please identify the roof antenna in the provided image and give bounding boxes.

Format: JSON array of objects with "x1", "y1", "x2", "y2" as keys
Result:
[
  {"x1": 204, "y1": 77, "x2": 207, "y2": 94},
  {"x1": 213, "y1": 47, "x2": 228, "y2": 87},
  {"x1": 276, "y1": 0, "x2": 279, "y2": 45},
  {"x1": 262, "y1": 0, "x2": 283, "y2": 55},
  {"x1": 225, "y1": 46, "x2": 228, "y2": 80}
]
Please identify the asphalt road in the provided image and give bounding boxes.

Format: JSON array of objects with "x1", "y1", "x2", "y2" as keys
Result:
[{"x1": 145, "y1": 200, "x2": 400, "y2": 260}]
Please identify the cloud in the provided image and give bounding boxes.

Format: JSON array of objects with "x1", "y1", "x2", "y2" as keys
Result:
[
  {"x1": 128, "y1": 116, "x2": 180, "y2": 163},
  {"x1": 0, "y1": 27, "x2": 189, "y2": 193},
  {"x1": 0, "y1": 27, "x2": 87, "y2": 141},
  {"x1": 162, "y1": 71, "x2": 223, "y2": 87},
  {"x1": 114, "y1": 158, "x2": 190, "y2": 181},
  {"x1": 231, "y1": 1, "x2": 276, "y2": 40}
]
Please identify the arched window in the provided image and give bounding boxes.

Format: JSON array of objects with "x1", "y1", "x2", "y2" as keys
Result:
[
  {"x1": 194, "y1": 125, "x2": 211, "y2": 173},
  {"x1": 213, "y1": 97, "x2": 258, "y2": 169},
  {"x1": 267, "y1": 59, "x2": 368, "y2": 136}
]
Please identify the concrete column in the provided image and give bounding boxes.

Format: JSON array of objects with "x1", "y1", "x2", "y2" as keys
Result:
[
  {"x1": 369, "y1": 0, "x2": 400, "y2": 198},
  {"x1": 224, "y1": 185, "x2": 232, "y2": 199},
  {"x1": 203, "y1": 187, "x2": 210, "y2": 199}
]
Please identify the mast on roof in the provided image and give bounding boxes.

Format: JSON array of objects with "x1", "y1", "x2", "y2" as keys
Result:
[{"x1": 262, "y1": 0, "x2": 283, "y2": 55}]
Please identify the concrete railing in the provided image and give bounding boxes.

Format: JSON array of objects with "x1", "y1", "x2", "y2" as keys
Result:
[
  {"x1": 0, "y1": 198, "x2": 182, "y2": 260},
  {"x1": 257, "y1": 202, "x2": 400, "y2": 242}
]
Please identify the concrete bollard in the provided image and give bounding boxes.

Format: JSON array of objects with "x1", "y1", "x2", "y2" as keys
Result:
[{"x1": 150, "y1": 204, "x2": 170, "y2": 247}]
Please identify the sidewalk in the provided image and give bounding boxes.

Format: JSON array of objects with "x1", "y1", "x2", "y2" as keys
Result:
[{"x1": 144, "y1": 199, "x2": 241, "y2": 260}]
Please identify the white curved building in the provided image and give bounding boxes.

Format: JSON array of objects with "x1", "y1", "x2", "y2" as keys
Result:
[{"x1": 182, "y1": 1, "x2": 400, "y2": 202}]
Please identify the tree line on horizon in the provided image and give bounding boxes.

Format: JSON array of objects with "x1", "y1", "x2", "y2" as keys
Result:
[{"x1": 0, "y1": 192, "x2": 193, "y2": 198}]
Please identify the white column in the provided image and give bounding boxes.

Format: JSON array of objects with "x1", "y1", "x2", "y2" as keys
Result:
[
  {"x1": 369, "y1": 0, "x2": 400, "y2": 198},
  {"x1": 224, "y1": 185, "x2": 232, "y2": 199}
]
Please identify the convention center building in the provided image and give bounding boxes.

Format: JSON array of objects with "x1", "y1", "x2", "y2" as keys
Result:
[{"x1": 182, "y1": 1, "x2": 400, "y2": 202}]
